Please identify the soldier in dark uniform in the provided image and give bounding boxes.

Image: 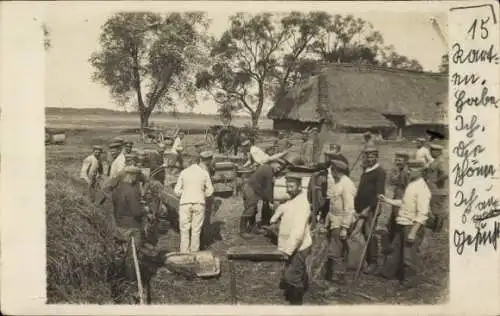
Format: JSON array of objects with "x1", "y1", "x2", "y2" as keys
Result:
[
  {"x1": 149, "y1": 143, "x2": 167, "y2": 185},
  {"x1": 112, "y1": 166, "x2": 148, "y2": 300},
  {"x1": 354, "y1": 146, "x2": 386, "y2": 275},
  {"x1": 240, "y1": 158, "x2": 287, "y2": 238}
]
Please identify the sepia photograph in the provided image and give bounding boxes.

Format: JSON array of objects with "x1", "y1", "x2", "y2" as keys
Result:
[{"x1": 44, "y1": 3, "x2": 450, "y2": 306}]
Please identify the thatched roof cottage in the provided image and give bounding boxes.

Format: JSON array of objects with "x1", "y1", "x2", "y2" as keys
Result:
[{"x1": 267, "y1": 63, "x2": 448, "y2": 140}]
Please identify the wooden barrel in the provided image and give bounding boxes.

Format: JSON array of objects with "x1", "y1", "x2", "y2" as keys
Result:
[{"x1": 212, "y1": 161, "x2": 237, "y2": 193}]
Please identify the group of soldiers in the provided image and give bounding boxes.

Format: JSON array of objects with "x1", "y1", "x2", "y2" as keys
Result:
[
  {"x1": 79, "y1": 127, "x2": 447, "y2": 305},
  {"x1": 236, "y1": 130, "x2": 447, "y2": 305}
]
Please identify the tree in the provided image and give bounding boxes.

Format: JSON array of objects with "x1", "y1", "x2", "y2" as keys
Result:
[
  {"x1": 312, "y1": 14, "x2": 423, "y2": 72},
  {"x1": 438, "y1": 54, "x2": 449, "y2": 73},
  {"x1": 89, "y1": 12, "x2": 209, "y2": 130},
  {"x1": 196, "y1": 12, "x2": 331, "y2": 128},
  {"x1": 380, "y1": 45, "x2": 423, "y2": 71},
  {"x1": 196, "y1": 12, "x2": 423, "y2": 128},
  {"x1": 43, "y1": 23, "x2": 51, "y2": 51}
]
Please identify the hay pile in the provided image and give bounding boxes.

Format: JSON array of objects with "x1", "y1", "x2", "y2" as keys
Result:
[{"x1": 46, "y1": 164, "x2": 132, "y2": 303}]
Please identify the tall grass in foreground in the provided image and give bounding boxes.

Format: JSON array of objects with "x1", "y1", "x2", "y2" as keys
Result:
[{"x1": 46, "y1": 163, "x2": 134, "y2": 304}]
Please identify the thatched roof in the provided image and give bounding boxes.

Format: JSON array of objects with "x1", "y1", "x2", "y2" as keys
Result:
[{"x1": 268, "y1": 63, "x2": 448, "y2": 128}]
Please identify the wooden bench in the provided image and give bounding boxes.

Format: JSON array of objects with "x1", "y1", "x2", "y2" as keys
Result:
[{"x1": 226, "y1": 245, "x2": 287, "y2": 304}]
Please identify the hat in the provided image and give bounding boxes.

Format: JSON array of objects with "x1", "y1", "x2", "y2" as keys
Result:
[
  {"x1": 395, "y1": 151, "x2": 410, "y2": 159},
  {"x1": 430, "y1": 144, "x2": 444, "y2": 151},
  {"x1": 241, "y1": 139, "x2": 251, "y2": 146},
  {"x1": 417, "y1": 137, "x2": 426, "y2": 142},
  {"x1": 137, "y1": 151, "x2": 147, "y2": 158},
  {"x1": 124, "y1": 140, "x2": 134, "y2": 146},
  {"x1": 285, "y1": 171, "x2": 303, "y2": 182},
  {"x1": 407, "y1": 159, "x2": 425, "y2": 169},
  {"x1": 200, "y1": 151, "x2": 214, "y2": 159},
  {"x1": 93, "y1": 145, "x2": 103, "y2": 151},
  {"x1": 364, "y1": 146, "x2": 378, "y2": 153},
  {"x1": 363, "y1": 132, "x2": 371, "y2": 137},
  {"x1": 108, "y1": 141, "x2": 122, "y2": 149},
  {"x1": 330, "y1": 159, "x2": 348, "y2": 171},
  {"x1": 157, "y1": 143, "x2": 167, "y2": 149}
]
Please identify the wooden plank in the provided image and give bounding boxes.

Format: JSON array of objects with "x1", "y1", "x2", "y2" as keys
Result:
[{"x1": 227, "y1": 245, "x2": 288, "y2": 261}]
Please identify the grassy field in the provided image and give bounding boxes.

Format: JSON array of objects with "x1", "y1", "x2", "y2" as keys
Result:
[{"x1": 45, "y1": 114, "x2": 449, "y2": 305}]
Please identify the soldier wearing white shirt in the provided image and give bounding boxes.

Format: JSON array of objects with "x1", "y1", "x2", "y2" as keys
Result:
[
  {"x1": 109, "y1": 140, "x2": 126, "y2": 179},
  {"x1": 323, "y1": 159, "x2": 357, "y2": 284},
  {"x1": 270, "y1": 172, "x2": 312, "y2": 305},
  {"x1": 80, "y1": 145, "x2": 104, "y2": 203},
  {"x1": 378, "y1": 159, "x2": 431, "y2": 287},
  {"x1": 241, "y1": 139, "x2": 271, "y2": 167},
  {"x1": 174, "y1": 151, "x2": 215, "y2": 253},
  {"x1": 415, "y1": 138, "x2": 433, "y2": 166}
]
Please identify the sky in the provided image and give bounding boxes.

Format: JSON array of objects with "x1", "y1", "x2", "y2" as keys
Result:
[{"x1": 44, "y1": 2, "x2": 448, "y2": 115}]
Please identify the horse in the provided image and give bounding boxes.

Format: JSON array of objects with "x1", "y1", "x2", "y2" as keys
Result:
[{"x1": 209, "y1": 125, "x2": 258, "y2": 156}]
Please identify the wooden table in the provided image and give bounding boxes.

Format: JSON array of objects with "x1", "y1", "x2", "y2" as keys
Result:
[{"x1": 226, "y1": 245, "x2": 287, "y2": 304}]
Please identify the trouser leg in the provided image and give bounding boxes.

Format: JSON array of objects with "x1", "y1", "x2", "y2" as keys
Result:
[
  {"x1": 363, "y1": 210, "x2": 379, "y2": 273},
  {"x1": 179, "y1": 204, "x2": 192, "y2": 252},
  {"x1": 241, "y1": 185, "x2": 258, "y2": 235},
  {"x1": 260, "y1": 201, "x2": 273, "y2": 226},
  {"x1": 190, "y1": 204, "x2": 205, "y2": 252}
]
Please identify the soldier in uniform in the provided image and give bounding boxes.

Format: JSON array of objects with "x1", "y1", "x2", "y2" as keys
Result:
[
  {"x1": 80, "y1": 145, "x2": 104, "y2": 203},
  {"x1": 270, "y1": 171, "x2": 312, "y2": 305},
  {"x1": 299, "y1": 128, "x2": 314, "y2": 165},
  {"x1": 112, "y1": 165, "x2": 149, "y2": 299},
  {"x1": 149, "y1": 143, "x2": 167, "y2": 185},
  {"x1": 354, "y1": 146, "x2": 386, "y2": 275},
  {"x1": 375, "y1": 151, "x2": 410, "y2": 270},
  {"x1": 426, "y1": 144, "x2": 447, "y2": 191},
  {"x1": 415, "y1": 138, "x2": 433, "y2": 166},
  {"x1": 273, "y1": 131, "x2": 291, "y2": 154},
  {"x1": 240, "y1": 158, "x2": 287, "y2": 238},
  {"x1": 323, "y1": 159, "x2": 357, "y2": 284},
  {"x1": 109, "y1": 139, "x2": 126, "y2": 179},
  {"x1": 378, "y1": 160, "x2": 431, "y2": 287}
]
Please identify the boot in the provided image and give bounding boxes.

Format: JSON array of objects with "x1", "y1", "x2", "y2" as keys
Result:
[
  {"x1": 288, "y1": 286, "x2": 304, "y2": 305},
  {"x1": 239, "y1": 216, "x2": 254, "y2": 239}
]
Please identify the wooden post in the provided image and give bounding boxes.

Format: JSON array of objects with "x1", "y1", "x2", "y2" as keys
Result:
[
  {"x1": 131, "y1": 236, "x2": 144, "y2": 304},
  {"x1": 229, "y1": 260, "x2": 237, "y2": 304}
]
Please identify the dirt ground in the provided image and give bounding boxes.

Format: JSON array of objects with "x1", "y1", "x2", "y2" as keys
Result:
[{"x1": 45, "y1": 126, "x2": 449, "y2": 305}]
